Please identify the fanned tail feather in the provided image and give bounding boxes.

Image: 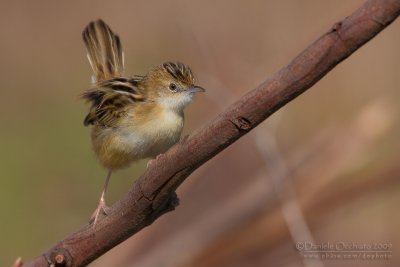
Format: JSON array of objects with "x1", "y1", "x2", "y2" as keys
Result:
[
  {"x1": 82, "y1": 19, "x2": 124, "y2": 82},
  {"x1": 81, "y1": 20, "x2": 145, "y2": 127}
]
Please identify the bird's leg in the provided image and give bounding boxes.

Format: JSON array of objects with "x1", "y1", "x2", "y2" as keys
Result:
[
  {"x1": 12, "y1": 257, "x2": 23, "y2": 267},
  {"x1": 90, "y1": 170, "x2": 112, "y2": 226}
]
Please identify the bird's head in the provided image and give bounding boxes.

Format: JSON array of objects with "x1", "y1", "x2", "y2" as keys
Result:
[{"x1": 143, "y1": 62, "x2": 205, "y2": 112}]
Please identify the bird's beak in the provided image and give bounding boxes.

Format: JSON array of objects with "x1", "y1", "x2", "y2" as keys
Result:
[{"x1": 187, "y1": 86, "x2": 206, "y2": 93}]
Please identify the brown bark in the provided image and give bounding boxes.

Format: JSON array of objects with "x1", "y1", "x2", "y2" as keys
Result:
[{"x1": 23, "y1": 0, "x2": 400, "y2": 266}]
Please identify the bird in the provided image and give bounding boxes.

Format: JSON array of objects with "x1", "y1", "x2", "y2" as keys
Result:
[{"x1": 81, "y1": 19, "x2": 205, "y2": 226}]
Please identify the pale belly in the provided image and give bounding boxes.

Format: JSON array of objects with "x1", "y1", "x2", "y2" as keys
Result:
[{"x1": 91, "y1": 111, "x2": 183, "y2": 170}]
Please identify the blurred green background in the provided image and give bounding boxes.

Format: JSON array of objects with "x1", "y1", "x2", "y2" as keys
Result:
[{"x1": 0, "y1": 1, "x2": 399, "y2": 266}]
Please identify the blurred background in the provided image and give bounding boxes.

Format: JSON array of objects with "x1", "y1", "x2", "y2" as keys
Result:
[{"x1": 0, "y1": 0, "x2": 399, "y2": 266}]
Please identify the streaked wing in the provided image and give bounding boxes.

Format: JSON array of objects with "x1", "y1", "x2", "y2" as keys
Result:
[{"x1": 82, "y1": 77, "x2": 144, "y2": 127}]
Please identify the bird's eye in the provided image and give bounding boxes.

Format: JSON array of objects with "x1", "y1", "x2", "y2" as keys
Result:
[{"x1": 169, "y1": 83, "x2": 177, "y2": 91}]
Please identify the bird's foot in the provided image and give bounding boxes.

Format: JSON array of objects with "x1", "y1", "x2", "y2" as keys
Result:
[
  {"x1": 146, "y1": 159, "x2": 154, "y2": 168},
  {"x1": 89, "y1": 198, "x2": 109, "y2": 227},
  {"x1": 180, "y1": 134, "x2": 190, "y2": 142},
  {"x1": 146, "y1": 154, "x2": 163, "y2": 168}
]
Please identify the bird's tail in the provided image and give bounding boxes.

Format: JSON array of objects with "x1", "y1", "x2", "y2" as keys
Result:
[{"x1": 82, "y1": 19, "x2": 124, "y2": 83}]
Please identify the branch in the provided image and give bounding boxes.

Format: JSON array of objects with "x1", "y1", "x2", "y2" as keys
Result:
[{"x1": 23, "y1": 0, "x2": 400, "y2": 266}]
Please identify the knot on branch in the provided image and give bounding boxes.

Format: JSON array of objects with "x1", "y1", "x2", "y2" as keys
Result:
[
  {"x1": 331, "y1": 21, "x2": 343, "y2": 32},
  {"x1": 230, "y1": 116, "x2": 252, "y2": 132},
  {"x1": 151, "y1": 192, "x2": 180, "y2": 219},
  {"x1": 45, "y1": 248, "x2": 71, "y2": 267}
]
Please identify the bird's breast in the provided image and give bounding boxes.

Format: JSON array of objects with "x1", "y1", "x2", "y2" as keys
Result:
[
  {"x1": 91, "y1": 105, "x2": 184, "y2": 170},
  {"x1": 122, "y1": 108, "x2": 184, "y2": 157}
]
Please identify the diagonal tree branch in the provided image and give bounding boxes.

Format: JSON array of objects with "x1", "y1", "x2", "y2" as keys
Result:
[{"x1": 23, "y1": 0, "x2": 400, "y2": 266}]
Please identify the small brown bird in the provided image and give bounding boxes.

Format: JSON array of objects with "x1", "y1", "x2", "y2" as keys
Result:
[{"x1": 81, "y1": 19, "x2": 205, "y2": 226}]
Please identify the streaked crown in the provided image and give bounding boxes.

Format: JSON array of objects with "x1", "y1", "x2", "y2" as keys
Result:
[{"x1": 162, "y1": 62, "x2": 195, "y2": 86}]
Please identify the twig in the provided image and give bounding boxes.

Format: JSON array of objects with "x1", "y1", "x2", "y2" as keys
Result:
[
  {"x1": 255, "y1": 128, "x2": 325, "y2": 267},
  {"x1": 22, "y1": 0, "x2": 400, "y2": 266},
  {"x1": 189, "y1": 100, "x2": 394, "y2": 266}
]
